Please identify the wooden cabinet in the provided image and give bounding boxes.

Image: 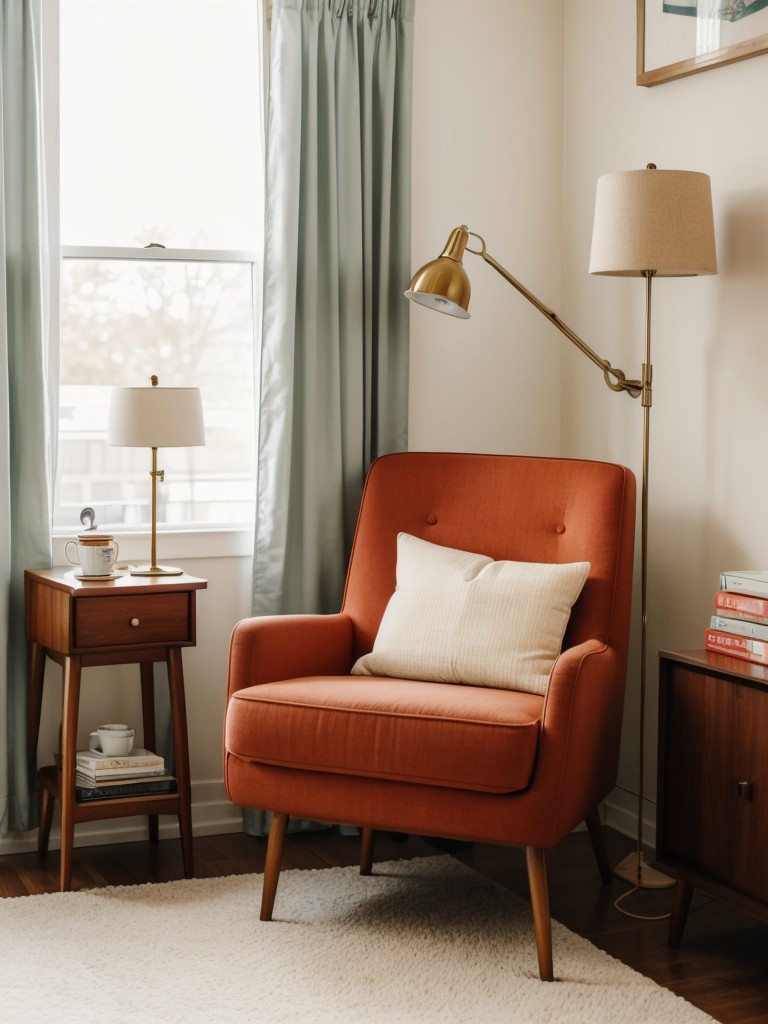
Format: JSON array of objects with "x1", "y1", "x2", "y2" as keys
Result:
[
  {"x1": 25, "y1": 567, "x2": 207, "y2": 892},
  {"x1": 657, "y1": 649, "x2": 768, "y2": 946}
]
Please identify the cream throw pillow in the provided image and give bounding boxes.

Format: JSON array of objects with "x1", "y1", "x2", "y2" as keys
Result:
[{"x1": 351, "y1": 533, "x2": 590, "y2": 696}]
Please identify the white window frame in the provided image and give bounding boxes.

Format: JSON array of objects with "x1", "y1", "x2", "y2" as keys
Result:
[
  {"x1": 56, "y1": 243, "x2": 262, "y2": 545},
  {"x1": 45, "y1": 1, "x2": 267, "y2": 559}
]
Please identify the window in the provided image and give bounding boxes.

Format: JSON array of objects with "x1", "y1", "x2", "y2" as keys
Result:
[{"x1": 56, "y1": 0, "x2": 263, "y2": 532}]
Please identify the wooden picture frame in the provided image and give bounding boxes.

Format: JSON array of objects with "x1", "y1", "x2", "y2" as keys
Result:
[{"x1": 637, "y1": 1, "x2": 768, "y2": 86}]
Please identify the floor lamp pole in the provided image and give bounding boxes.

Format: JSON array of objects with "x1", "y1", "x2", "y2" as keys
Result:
[
  {"x1": 639, "y1": 273, "x2": 652, "y2": 881},
  {"x1": 613, "y1": 272, "x2": 673, "y2": 895}
]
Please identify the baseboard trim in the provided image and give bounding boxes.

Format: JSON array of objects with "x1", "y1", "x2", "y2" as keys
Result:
[
  {"x1": 603, "y1": 787, "x2": 657, "y2": 850},
  {"x1": 1, "y1": 783, "x2": 652, "y2": 858},
  {"x1": 0, "y1": 779, "x2": 244, "y2": 856}
]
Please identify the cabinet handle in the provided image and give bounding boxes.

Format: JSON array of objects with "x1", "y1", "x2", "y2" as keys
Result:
[
  {"x1": 736, "y1": 781, "x2": 753, "y2": 800},
  {"x1": 130, "y1": 617, "x2": 140, "y2": 627}
]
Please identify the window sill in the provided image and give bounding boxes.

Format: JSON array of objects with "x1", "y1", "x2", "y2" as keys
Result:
[{"x1": 51, "y1": 526, "x2": 253, "y2": 565}]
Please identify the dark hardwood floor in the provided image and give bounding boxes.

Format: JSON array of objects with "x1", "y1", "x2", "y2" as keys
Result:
[{"x1": 1, "y1": 825, "x2": 766, "y2": 1023}]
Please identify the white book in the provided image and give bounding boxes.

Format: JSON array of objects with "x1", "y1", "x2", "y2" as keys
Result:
[
  {"x1": 75, "y1": 748, "x2": 164, "y2": 773},
  {"x1": 76, "y1": 770, "x2": 173, "y2": 789},
  {"x1": 710, "y1": 614, "x2": 768, "y2": 643},
  {"x1": 75, "y1": 766, "x2": 168, "y2": 783},
  {"x1": 719, "y1": 570, "x2": 768, "y2": 599}
]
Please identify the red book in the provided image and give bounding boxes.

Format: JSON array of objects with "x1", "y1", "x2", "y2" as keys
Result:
[
  {"x1": 704, "y1": 628, "x2": 768, "y2": 665},
  {"x1": 714, "y1": 590, "x2": 768, "y2": 625}
]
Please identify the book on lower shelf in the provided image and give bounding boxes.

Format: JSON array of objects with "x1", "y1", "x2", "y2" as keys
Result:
[
  {"x1": 75, "y1": 771, "x2": 177, "y2": 803},
  {"x1": 75, "y1": 748, "x2": 165, "y2": 783},
  {"x1": 75, "y1": 770, "x2": 173, "y2": 789},
  {"x1": 704, "y1": 628, "x2": 768, "y2": 666}
]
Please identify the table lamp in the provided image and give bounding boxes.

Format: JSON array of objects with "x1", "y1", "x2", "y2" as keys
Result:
[
  {"x1": 106, "y1": 375, "x2": 205, "y2": 576},
  {"x1": 405, "y1": 163, "x2": 717, "y2": 902}
]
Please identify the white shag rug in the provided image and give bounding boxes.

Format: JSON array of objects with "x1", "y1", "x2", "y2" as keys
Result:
[{"x1": 0, "y1": 855, "x2": 717, "y2": 1024}]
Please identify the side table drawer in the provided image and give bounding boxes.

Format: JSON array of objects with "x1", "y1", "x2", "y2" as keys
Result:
[{"x1": 74, "y1": 593, "x2": 192, "y2": 648}]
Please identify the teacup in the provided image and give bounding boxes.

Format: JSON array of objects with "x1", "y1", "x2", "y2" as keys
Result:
[
  {"x1": 89, "y1": 723, "x2": 135, "y2": 757},
  {"x1": 65, "y1": 534, "x2": 120, "y2": 576}
]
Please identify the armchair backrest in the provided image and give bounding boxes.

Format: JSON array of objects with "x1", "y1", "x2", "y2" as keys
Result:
[{"x1": 343, "y1": 452, "x2": 636, "y2": 664}]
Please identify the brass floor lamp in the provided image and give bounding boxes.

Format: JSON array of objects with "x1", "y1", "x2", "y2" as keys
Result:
[{"x1": 405, "y1": 164, "x2": 717, "y2": 898}]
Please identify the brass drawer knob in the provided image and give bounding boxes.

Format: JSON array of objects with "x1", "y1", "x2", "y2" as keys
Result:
[{"x1": 130, "y1": 617, "x2": 140, "y2": 627}]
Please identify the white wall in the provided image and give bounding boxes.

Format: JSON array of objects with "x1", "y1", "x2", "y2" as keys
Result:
[
  {"x1": 410, "y1": 0, "x2": 768, "y2": 842},
  {"x1": 409, "y1": 0, "x2": 565, "y2": 456}
]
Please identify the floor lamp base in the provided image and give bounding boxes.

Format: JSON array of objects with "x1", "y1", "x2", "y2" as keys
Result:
[{"x1": 614, "y1": 851, "x2": 675, "y2": 889}]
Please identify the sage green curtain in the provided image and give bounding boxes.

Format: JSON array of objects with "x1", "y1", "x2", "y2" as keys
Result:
[
  {"x1": 246, "y1": 0, "x2": 413, "y2": 835},
  {"x1": 1, "y1": 0, "x2": 56, "y2": 836},
  {"x1": 253, "y1": 0, "x2": 414, "y2": 619}
]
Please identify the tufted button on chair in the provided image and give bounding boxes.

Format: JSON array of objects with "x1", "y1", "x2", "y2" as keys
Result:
[{"x1": 225, "y1": 452, "x2": 636, "y2": 981}]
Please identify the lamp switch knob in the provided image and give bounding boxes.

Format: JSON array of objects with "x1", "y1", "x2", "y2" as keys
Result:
[{"x1": 130, "y1": 617, "x2": 140, "y2": 627}]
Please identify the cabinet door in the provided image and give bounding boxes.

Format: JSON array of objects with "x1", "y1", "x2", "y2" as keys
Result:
[
  {"x1": 729, "y1": 682, "x2": 768, "y2": 901},
  {"x1": 660, "y1": 667, "x2": 768, "y2": 903}
]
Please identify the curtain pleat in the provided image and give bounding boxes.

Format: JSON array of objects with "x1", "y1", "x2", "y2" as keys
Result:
[
  {"x1": 246, "y1": 0, "x2": 413, "y2": 836},
  {"x1": 253, "y1": 0, "x2": 413, "y2": 619},
  {"x1": 1, "y1": 0, "x2": 55, "y2": 836}
]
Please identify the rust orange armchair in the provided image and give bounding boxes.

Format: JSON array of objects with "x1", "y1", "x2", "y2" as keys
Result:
[{"x1": 225, "y1": 452, "x2": 636, "y2": 980}]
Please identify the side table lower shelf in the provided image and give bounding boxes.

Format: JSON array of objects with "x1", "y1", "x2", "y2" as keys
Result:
[{"x1": 37, "y1": 765, "x2": 186, "y2": 846}]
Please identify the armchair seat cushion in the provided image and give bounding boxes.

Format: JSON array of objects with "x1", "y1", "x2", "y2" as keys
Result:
[{"x1": 226, "y1": 677, "x2": 544, "y2": 794}]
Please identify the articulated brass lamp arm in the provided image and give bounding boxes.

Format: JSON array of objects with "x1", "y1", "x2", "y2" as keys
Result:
[{"x1": 466, "y1": 231, "x2": 643, "y2": 400}]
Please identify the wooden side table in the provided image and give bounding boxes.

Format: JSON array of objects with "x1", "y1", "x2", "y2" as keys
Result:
[
  {"x1": 656, "y1": 649, "x2": 768, "y2": 947},
  {"x1": 25, "y1": 567, "x2": 207, "y2": 891}
]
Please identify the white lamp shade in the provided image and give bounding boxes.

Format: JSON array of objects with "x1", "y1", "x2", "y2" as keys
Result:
[
  {"x1": 589, "y1": 167, "x2": 717, "y2": 278},
  {"x1": 106, "y1": 386, "x2": 205, "y2": 448}
]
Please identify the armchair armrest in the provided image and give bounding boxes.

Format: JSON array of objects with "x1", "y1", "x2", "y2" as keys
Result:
[
  {"x1": 542, "y1": 639, "x2": 613, "y2": 719},
  {"x1": 537, "y1": 639, "x2": 627, "y2": 829},
  {"x1": 227, "y1": 613, "x2": 355, "y2": 699}
]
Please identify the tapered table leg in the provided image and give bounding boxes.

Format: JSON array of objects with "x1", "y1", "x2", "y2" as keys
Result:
[
  {"x1": 59, "y1": 655, "x2": 82, "y2": 892},
  {"x1": 167, "y1": 647, "x2": 193, "y2": 877},
  {"x1": 27, "y1": 641, "x2": 46, "y2": 770},
  {"x1": 140, "y1": 661, "x2": 159, "y2": 845},
  {"x1": 37, "y1": 783, "x2": 55, "y2": 856},
  {"x1": 668, "y1": 879, "x2": 694, "y2": 949}
]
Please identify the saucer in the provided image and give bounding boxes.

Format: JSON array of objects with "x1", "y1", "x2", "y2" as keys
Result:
[{"x1": 73, "y1": 571, "x2": 122, "y2": 582}]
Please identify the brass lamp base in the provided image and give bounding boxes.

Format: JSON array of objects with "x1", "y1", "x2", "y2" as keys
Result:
[
  {"x1": 129, "y1": 564, "x2": 184, "y2": 577},
  {"x1": 614, "y1": 851, "x2": 674, "y2": 890}
]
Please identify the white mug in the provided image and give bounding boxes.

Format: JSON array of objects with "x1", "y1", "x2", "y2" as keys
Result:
[
  {"x1": 65, "y1": 534, "x2": 119, "y2": 576},
  {"x1": 89, "y1": 724, "x2": 135, "y2": 757}
]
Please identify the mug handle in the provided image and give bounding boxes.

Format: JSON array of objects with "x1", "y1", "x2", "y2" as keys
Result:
[
  {"x1": 89, "y1": 731, "x2": 101, "y2": 752},
  {"x1": 112, "y1": 540, "x2": 120, "y2": 562},
  {"x1": 65, "y1": 540, "x2": 80, "y2": 566}
]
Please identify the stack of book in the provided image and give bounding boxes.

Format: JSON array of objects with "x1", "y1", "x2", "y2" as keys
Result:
[
  {"x1": 75, "y1": 747, "x2": 177, "y2": 802},
  {"x1": 705, "y1": 570, "x2": 768, "y2": 665}
]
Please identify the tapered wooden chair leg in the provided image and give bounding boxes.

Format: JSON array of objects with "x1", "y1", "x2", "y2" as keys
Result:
[
  {"x1": 260, "y1": 812, "x2": 289, "y2": 921},
  {"x1": 360, "y1": 826, "x2": 375, "y2": 875},
  {"x1": 585, "y1": 807, "x2": 612, "y2": 885},
  {"x1": 526, "y1": 846, "x2": 554, "y2": 982}
]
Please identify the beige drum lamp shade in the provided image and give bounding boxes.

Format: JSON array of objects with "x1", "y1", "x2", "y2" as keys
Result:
[{"x1": 589, "y1": 166, "x2": 717, "y2": 278}]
